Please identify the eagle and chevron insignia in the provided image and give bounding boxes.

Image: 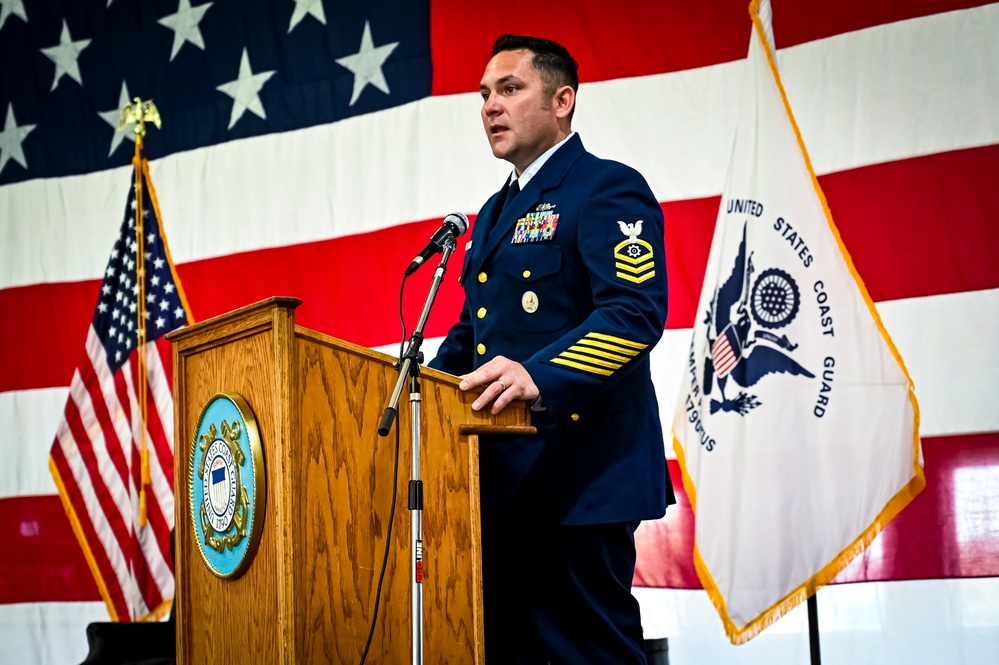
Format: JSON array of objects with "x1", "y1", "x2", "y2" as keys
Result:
[{"x1": 614, "y1": 220, "x2": 656, "y2": 285}]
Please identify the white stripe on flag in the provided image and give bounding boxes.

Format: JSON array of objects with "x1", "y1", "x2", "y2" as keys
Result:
[{"x1": 3, "y1": 5, "x2": 999, "y2": 290}]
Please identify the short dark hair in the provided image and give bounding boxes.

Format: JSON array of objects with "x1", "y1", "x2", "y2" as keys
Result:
[{"x1": 492, "y1": 34, "x2": 578, "y2": 120}]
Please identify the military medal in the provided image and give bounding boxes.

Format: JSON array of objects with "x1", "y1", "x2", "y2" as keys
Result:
[{"x1": 522, "y1": 291, "x2": 539, "y2": 313}]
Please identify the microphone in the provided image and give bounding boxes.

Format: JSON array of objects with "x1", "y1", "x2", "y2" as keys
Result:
[{"x1": 404, "y1": 212, "x2": 469, "y2": 275}]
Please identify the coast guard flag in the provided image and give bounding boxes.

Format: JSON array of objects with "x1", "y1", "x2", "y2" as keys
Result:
[
  {"x1": 48, "y1": 157, "x2": 191, "y2": 622},
  {"x1": 673, "y1": 0, "x2": 925, "y2": 644}
]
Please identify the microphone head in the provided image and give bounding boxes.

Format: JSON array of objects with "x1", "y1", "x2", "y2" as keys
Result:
[{"x1": 443, "y1": 212, "x2": 469, "y2": 236}]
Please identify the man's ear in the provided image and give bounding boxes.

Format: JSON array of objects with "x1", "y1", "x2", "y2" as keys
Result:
[{"x1": 553, "y1": 85, "x2": 575, "y2": 120}]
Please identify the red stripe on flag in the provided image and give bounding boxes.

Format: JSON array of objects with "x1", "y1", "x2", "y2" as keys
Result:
[
  {"x1": 0, "y1": 493, "x2": 102, "y2": 604},
  {"x1": 662, "y1": 143, "x2": 999, "y2": 329},
  {"x1": 8, "y1": 432, "x2": 998, "y2": 603},
  {"x1": 821, "y1": 143, "x2": 999, "y2": 303},
  {"x1": 3, "y1": 145, "x2": 999, "y2": 392},
  {"x1": 429, "y1": 0, "x2": 995, "y2": 95},
  {"x1": 634, "y1": 431, "x2": 999, "y2": 589},
  {"x1": 0, "y1": 280, "x2": 96, "y2": 391}
]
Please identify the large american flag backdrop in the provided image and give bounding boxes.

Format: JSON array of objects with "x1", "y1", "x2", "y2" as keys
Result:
[{"x1": 1, "y1": 1, "x2": 997, "y2": 663}]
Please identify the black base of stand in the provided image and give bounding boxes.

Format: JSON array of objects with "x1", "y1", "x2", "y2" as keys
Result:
[{"x1": 644, "y1": 637, "x2": 669, "y2": 665}]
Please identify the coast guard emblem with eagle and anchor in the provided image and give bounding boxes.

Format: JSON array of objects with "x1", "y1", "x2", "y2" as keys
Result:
[
  {"x1": 190, "y1": 392, "x2": 266, "y2": 579},
  {"x1": 702, "y1": 224, "x2": 814, "y2": 415}
]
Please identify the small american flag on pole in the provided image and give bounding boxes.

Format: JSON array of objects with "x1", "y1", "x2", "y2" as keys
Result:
[{"x1": 48, "y1": 156, "x2": 191, "y2": 621}]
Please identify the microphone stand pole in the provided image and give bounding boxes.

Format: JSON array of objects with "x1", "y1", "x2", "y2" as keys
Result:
[{"x1": 378, "y1": 240, "x2": 456, "y2": 665}]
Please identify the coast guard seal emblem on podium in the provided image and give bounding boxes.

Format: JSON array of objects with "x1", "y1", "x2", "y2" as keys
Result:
[{"x1": 190, "y1": 392, "x2": 265, "y2": 579}]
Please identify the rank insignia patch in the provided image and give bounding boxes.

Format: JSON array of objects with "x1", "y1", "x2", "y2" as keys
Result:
[
  {"x1": 512, "y1": 211, "x2": 559, "y2": 244},
  {"x1": 615, "y1": 220, "x2": 656, "y2": 284}
]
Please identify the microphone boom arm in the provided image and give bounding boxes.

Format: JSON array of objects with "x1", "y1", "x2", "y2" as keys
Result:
[{"x1": 378, "y1": 239, "x2": 456, "y2": 436}]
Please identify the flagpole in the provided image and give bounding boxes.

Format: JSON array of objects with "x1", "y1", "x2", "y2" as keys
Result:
[
  {"x1": 807, "y1": 593, "x2": 821, "y2": 665},
  {"x1": 119, "y1": 98, "x2": 162, "y2": 528}
]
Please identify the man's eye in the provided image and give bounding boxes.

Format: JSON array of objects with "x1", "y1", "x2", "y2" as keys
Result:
[{"x1": 505, "y1": 85, "x2": 517, "y2": 94}]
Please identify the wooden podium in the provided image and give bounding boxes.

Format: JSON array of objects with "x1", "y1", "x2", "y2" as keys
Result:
[{"x1": 168, "y1": 297, "x2": 533, "y2": 663}]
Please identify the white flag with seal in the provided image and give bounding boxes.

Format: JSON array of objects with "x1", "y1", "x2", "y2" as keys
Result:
[{"x1": 673, "y1": 0, "x2": 924, "y2": 644}]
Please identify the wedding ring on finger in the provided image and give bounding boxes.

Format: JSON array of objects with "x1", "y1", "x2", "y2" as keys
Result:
[{"x1": 496, "y1": 379, "x2": 507, "y2": 391}]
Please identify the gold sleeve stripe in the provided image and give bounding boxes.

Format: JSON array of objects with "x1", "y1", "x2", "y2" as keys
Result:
[
  {"x1": 567, "y1": 345, "x2": 632, "y2": 363},
  {"x1": 551, "y1": 358, "x2": 614, "y2": 376},
  {"x1": 551, "y1": 332, "x2": 651, "y2": 377},
  {"x1": 586, "y1": 332, "x2": 648, "y2": 350},
  {"x1": 558, "y1": 351, "x2": 625, "y2": 370},
  {"x1": 615, "y1": 260, "x2": 654, "y2": 275},
  {"x1": 575, "y1": 339, "x2": 640, "y2": 357},
  {"x1": 616, "y1": 270, "x2": 657, "y2": 285}
]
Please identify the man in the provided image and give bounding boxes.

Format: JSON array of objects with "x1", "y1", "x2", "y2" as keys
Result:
[{"x1": 429, "y1": 34, "x2": 674, "y2": 664}]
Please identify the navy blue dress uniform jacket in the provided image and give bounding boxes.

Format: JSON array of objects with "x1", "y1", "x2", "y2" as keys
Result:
[{"x1": 429, "y1": 134, "x2": 675, "y2": 527}]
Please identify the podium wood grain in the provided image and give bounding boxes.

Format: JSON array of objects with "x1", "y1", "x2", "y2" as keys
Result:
[{"x1": 169, "y1": 297, "x2": 533, "y2": 664}]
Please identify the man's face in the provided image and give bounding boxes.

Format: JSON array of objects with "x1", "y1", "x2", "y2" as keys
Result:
[{"x1": 479, "y1": 49, "x2": 561, "y2": 174}]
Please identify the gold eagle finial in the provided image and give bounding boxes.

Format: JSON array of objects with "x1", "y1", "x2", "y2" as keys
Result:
[{"x1": 118, "y1": 97, "x2": 162, "y2": 138}]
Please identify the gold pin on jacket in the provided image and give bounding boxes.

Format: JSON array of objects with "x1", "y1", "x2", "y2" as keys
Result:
[{"x1": 522, "y1": 291, "x2": 539, "y2": 313}]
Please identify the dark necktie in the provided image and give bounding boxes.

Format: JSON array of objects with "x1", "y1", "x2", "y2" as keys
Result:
[
  {"x1": 486, "y1": 179, "x2": 520, "y2": 247},
  {"x1": 501, "y1": 178, "x2": 520, "y2": 215}
]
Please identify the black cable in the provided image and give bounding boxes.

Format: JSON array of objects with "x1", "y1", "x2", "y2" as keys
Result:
[
  {"x1": 398, "y1": 276, "x2": 408, "y2": 363},
  {"x1": 357, "y1": 417, "x2": 401, "y2": 664},
  {"x1": 358, "y1": 276, "x2": 409, "y2": 665}
]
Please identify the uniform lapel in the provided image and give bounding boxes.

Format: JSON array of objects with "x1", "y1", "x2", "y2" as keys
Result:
[{"x1": 474, "y1": 134, "x2": 587, "y2": 269}]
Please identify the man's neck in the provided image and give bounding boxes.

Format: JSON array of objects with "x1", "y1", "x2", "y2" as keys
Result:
[
  {"x1": 512, "y1": 132, "x2": 576, "y2": 187},
  {"x1": 513, "y1": 127, "x2": 572, "y2": 176}
]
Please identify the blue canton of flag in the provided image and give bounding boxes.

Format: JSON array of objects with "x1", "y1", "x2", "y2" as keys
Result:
[
  {"x1": 0, "y1": 0, "x2": 431, "y2": 185},
  {"x1": 95, "y1": 167, "x2": 188, "y2": 370}
]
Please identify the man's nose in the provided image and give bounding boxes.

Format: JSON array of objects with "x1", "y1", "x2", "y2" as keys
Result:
[{"x1": 483, "y1": 93, "x2": 502, "y2": 115}]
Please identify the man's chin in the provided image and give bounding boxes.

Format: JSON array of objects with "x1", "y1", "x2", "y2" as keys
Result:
[{"x1": 488, "y1": 142, "x2": 509, "y2": 161}]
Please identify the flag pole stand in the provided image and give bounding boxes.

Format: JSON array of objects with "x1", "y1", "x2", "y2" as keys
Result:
[
  {"x1": 378, "y1": 239, "x2": 458, "y2": 665},
  {"x1": 807, "y1": 592, "x2": 821, "y2": 665}
]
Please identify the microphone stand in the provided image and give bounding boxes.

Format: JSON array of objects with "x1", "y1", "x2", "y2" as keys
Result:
[{"x1": 378, "y1": 239, "x2": 456, "y2": 665}]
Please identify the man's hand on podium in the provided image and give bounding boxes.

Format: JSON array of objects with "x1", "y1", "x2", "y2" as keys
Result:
[{"x1": 459, "y1": 355, "x2": 540, "y2": 415}]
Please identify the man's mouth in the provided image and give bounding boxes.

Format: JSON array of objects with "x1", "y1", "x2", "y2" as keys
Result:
[{"x1": 490, "y1": 125, "x2": 509, "y2": 136}]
